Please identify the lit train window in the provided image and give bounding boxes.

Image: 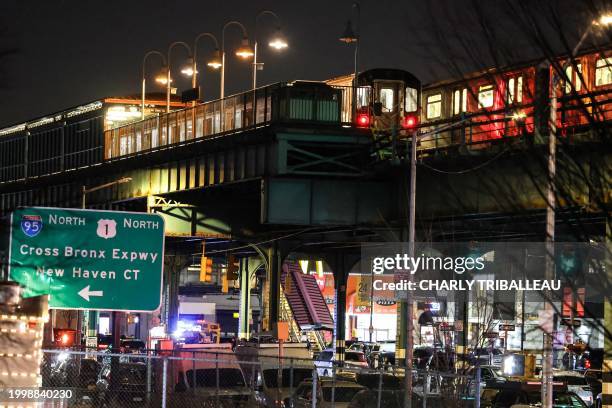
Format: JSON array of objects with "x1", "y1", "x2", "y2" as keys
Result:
[
  {"x1": 565, "y1": 64, "x2": 582, "y2": 93},
  {"x1": 478, "y1": 85, "x2": 494, "y2": 108},
  {"x1": 380, "y1": 88, "x2": 395, "y2": 112},
  {"x1": 595, "y1": 58, "x2": 612, "y2": 86},
  {"x1": 405, "y1": 87, "x2": 418, "y2": 112},
  {"x1": 506, "y1": 76, "x2": 523, "y2": 104},
  {"x1": 452, "y1": 88, "x2": 467, "y2": 115},
  {"x1": 426, "y1": 94, "x2": 442, "y2": 119},
  {"x1": 357, "y1": 87, "x2": 370, "y2": 108}
]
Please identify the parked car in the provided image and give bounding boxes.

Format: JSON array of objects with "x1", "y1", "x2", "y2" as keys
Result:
[
  {"x1": 469, "y1": 348, "x2": 504, "y2": 367},
  {"x1": 344, "y1": 351, "x2": 369, "y2": 370},
  {"x1": 553, "y1": 371, "x2": 594, "y2": 406},
  {"x1": 255, "y1": 367, "x2": 313, "y2": 407},
  {"x1": 96, "y1": 362, "x2": 148, "y2": 405},
  {"x1": 584, "y1": 369, "x2": 602, "y2": 404},
  {"x1": 481, "y1": 381, "x2": 587, "y2": 408},
  {"x1": 285, "y1": 379, "x2": 366, "y2": 408},
  {"x1": 49, "y1": 353, "x2": 100, "y2": 388},
  {"x1": 120, "y1": 339, "x2": 146, "y2": 353}
]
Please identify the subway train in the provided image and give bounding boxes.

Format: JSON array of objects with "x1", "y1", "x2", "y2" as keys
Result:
[{"x1": 0, "y1": 48, "x2": 609, "y2": 186}]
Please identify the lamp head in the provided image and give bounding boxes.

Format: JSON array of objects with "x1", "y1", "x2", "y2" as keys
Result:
[
  {"x1": 339, "y1": 20, "x2": 358, "y2": 43},
  {"x1": 269, "y1": 28, "x2": 288, "y2": 50},
  {"x1": 235, "y1": 38, "x2": 254, "y2": 59},
  {"x1": 180, "y1": 58, "x2": 196, "y2": 77},
  {"x1": 155, "y1": 67, "x2": 170, "y2": 85},
  {"x1": 207, "y1": 49, "x2": 223, "y2": 69}
]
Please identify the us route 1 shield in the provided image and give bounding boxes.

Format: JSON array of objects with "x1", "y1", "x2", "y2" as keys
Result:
[{"x1": 8, "y1": 207, "x2": 165, "y2": 312}]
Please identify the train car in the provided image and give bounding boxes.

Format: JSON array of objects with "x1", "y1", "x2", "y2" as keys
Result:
[
  {"x1": 326, "y1": 68, "x2": 422, "y2": 132},
  {"x1": 0, "y1": 94, "x2": 180, "y2": 185},
  {"x1": 419, "y1": 48, "x2": 611, "y2": 151}
]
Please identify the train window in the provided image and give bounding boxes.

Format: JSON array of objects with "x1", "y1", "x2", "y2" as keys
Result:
[
  {"x1": 405, "y1": 87, "x2": 418, "y2": 112},
  {"x1": 380, "y1": 88, "x2": 395, "y2": 112},
  {"x1": 506, "y1": 76, "x2": 523, "y2": 104},
  {"x1": 564, "y1": 64, "x2": 582, "y2": 93},
  {"x1": 426, "y1": 94, "x2": 442, "y2": 119},
  {"x1": 595, "y1": 57, "x2": 612, "y2": 86},
  {"x1": 478, "y1": 85, "x2": 494, "y2": 108},
  {"x1": 356, "y1": 87, "x2": 370, "y2": 108},
  {"x1": 452, "y1": 88, "x2": 467, "y2": 115}
]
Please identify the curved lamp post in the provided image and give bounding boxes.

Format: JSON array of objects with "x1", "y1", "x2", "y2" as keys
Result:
[
  {"x1": 182, "y1": 32, "x2": 222, "y2": 104},
  {"x1": 253, "y1": 10, "x2": 288, "y2": 89},
  {"x1": 162, "y1": 41, "x2": 193, "y2": 113},
  {"x1": 220, "y1": 20, "x2": 254, "y2": 100},
  {"x1": 141, "y1": 51, "x2": 167, "y2": 120}
]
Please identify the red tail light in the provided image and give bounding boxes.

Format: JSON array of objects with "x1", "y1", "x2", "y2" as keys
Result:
[
  {"x1": 402, "y1": 115, "x2": 418, "y2": 129},
  {"x1": 356, "y1": 113, "x2": 370, "y2": 127}
]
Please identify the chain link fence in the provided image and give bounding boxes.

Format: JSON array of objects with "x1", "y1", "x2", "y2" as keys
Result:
[{"x1": 24, "y1": 349, "x2": 475, "y2": 408}]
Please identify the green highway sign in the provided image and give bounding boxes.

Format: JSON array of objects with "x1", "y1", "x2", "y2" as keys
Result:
[{"x1": 8, "y1": 207, "x2": 165, "y2": 312}]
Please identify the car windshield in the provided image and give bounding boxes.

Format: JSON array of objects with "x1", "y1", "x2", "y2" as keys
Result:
[
  {"x1": 346, "y1": 352, "x2": 366, "y2": 362},
  {"x1": 263, "y1": 369, "x2": 312, "y2": 388},
  {"x1": 555, "y1": 376, "x2": 587, "y2": 386},
  {"x1": 187, "y1": 368, "x2": 245, "y2": 387},
  {"x1": 322, "y1": 386, "x2": 363, "y2": 402}
]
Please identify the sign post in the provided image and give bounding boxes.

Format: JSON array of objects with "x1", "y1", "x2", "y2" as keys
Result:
[{"x1": 8, "y1": 207, "x2": 165, "y2": 312}]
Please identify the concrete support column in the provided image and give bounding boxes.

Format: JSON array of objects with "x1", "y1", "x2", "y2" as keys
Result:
[
  {"x1": 333, "y1": 255, "x2": 349, "y2": 365},
  {"x1": 238, "y1": 257, "x2": 251, "y2": 339},
  {"x1": 266, "y1": 243, "x2": 281, "y2": 332}
]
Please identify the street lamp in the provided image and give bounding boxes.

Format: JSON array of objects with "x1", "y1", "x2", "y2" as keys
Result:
[
  {"x1": 252, "y1": 10, "x2": 288, "y2": 89},
  {"x1": 541, "y1": 14, "x2": 611, "y2": 408},
  {"x1": 181, "y1": 32, "x2": 222, "y2": 104},
  {"x1": 141, "y1": 51, "x2": 167, "y2": 120},
  {"x1": 339, "y1": 2, "x2": 360, "y2": 82},
  {"x1": 339, "y1": 2, "x2": 360, "y2": 122},
  {"x1": 164, "y1": 41, "x2": 193, "y2": 113},
  {"x1": 220, "y1": 20, "x2": 253, "y2": 100}
]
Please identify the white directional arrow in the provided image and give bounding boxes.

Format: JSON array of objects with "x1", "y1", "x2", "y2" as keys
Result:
[{"x1": 78, "y1": 285, "x2": 104, "y2": 301}]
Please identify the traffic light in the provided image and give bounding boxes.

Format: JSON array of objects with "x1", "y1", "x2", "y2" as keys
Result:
[
  {"x1": 227, "y1": 255, "x2": 239, "y2": 281},
  {"x1": 199, "y1": 242, "x2": 213, "y2": 283}
]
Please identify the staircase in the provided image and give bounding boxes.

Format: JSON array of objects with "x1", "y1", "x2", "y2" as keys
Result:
[
  {"x1": 280, "y1": 261, "x2": 333, "y2": 351},
  {"x1": 280, "y1": 290, "x2": 302, "y2": 342}
]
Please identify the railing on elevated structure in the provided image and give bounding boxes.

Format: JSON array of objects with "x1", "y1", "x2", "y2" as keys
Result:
[{"x1": 104, "y1": 82, "x2": 371, "y2": 160}]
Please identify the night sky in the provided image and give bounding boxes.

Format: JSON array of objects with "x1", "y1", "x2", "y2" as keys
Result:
[{"x1": 0, "y1": 0, "x2": 607, "y2": 127}]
